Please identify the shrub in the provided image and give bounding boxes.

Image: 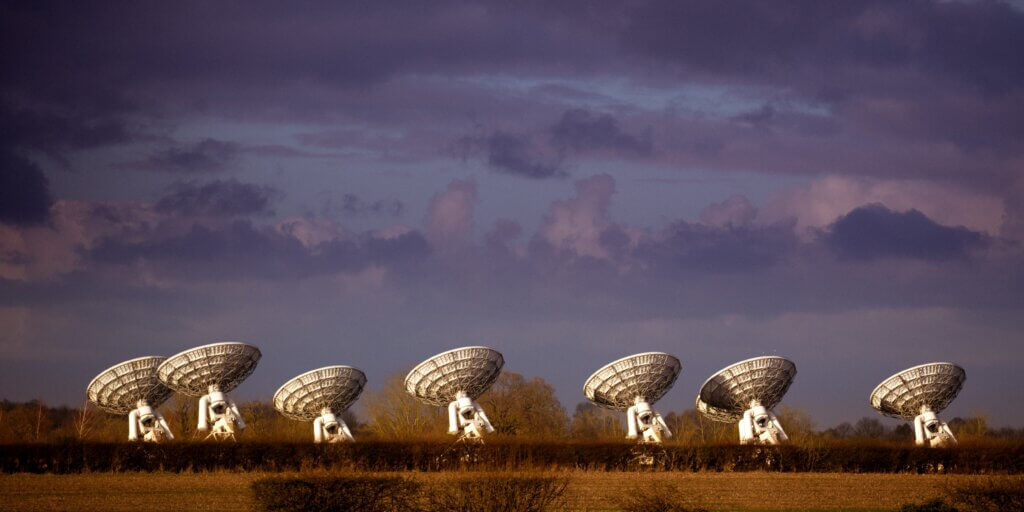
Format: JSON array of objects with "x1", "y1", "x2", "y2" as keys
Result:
[
  {"x1": 947, "y1": 479, "x2": 1024, "y2": 512},
  {"x1": 615, "y1": 484, "x2": 709, "y2": 512},
  {"x1": 897, "y1": 499, "x2": 959, "y2": 512},
  {"x1": 425, "y1": 476, "x2": 568, "y2": 512},
  {"x1": 251, "y1": 475, "x2": 421, "y2": 512}
]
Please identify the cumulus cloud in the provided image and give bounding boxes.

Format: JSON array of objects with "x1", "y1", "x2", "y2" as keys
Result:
[
  {"x1": 822, "y1": 204, "x2": 988, "y2": 261},
  {"x1": 759, "y1": 176, "x2": 1006, "y2": 236},
  {"x1": 540, "y1": 174, "x2": 618, "y2": 259},
  {"x1": 154, "y1": 179, "x2": 280, "y2": 217},
  {"x1": 426, "y1": 179, "x2": 477, "y2": 247},
  {"x1": 699, "y1": 195, "x2": 757, "y2": 228}
]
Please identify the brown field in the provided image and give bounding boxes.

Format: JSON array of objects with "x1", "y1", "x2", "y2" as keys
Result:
[{"x1": 2, "y1": 471, "x2": 1020, "y2": 512}]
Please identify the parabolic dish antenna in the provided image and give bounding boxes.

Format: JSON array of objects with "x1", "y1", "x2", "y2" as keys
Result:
[
  {"x1": 87, "y1": 356, "x2": 173, "y2": 415},
  {"x1": 157, "y1": 342, "x2": 261, "y2": 397},
  {"x1": 86, "y1": 356, "x2": 175, "y2": 442},
  {"x1": 274, "y1": 366, "x2": 367, "y2": 443},
  {"x1": 157, "y1": 341, "x2": 261, "y2": 441},
  {"x1": 405, "y1": 346, "x2": 503, "y2": 442},
  {"x1": 870, "y1": 362, "x2": 965, "y2": 447},
  {"x1": 695, "y1": 356, "x2": 797, "y2": 445},
  {"x1": 583, "y1": 352, "x2": 681, "y2": 444}
]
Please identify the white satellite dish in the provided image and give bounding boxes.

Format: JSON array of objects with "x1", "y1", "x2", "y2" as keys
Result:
[
  {"x1": 274, "y1": 365, "x2": 367, "y2": 443},
  {"x1": 696, "y1": 356, "x2": 797, "y2": 445},
  {"x1": 87, "y1": 356, "x2": 175, "y2": 442},
  {"x1": 157, "y1": 342, "x2": 261, "y2": 441},
  {"x1": 404, "y1": 346, "x2": 503, "y2": 442},
  {"x1": 583, "y1": 352, "x2": 681, "y2": 444},
  {"x1": 870, "y1": 362, "x2": 966, "y2": 448}
]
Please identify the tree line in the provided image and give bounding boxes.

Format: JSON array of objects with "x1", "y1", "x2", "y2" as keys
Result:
[{"x1": 1, "y1": 372, "x2": 1018, "y2": 443}]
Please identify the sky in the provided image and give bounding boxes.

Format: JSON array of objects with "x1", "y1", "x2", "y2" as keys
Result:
[{"x1": 1, "y1": 1, "x2": 1023, "y2": 428}]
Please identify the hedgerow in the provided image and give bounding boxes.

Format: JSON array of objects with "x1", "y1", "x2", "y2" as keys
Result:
[{"x1": 1, "y1": 440, "x2": 1023, "y2": 474}]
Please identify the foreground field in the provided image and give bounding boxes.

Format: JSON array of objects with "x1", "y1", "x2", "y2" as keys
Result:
[{"x1": 2, "y1": 472, "x2": 1020, "y2": 512}]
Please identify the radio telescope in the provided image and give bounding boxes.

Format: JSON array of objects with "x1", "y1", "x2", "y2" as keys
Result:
[
  {"x1": 405, "y1": 346, "x2": 503, "y2": 443},
  {"x1": 870, "y1": 362, "x2": 966, "y2": 448},
  {"x1": 87, "y1": 356, "x2": 175, "y2": 442},
  {"x1": 584, "y1": 352, "x2": 681, "y2": 444},
  {"x1": 696, "y1": 356, "x2": 797, "y2": 445},
  {"x1": 274, "y1": 366, "x2": 367, "y2": 443},
  {"x1": 157, "y1": 342, "x2": 261, "y2": 441}
]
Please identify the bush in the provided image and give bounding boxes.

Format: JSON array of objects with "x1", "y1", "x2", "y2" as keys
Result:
[
  {"x1": 897, "y1": 499, "x2": 959, "y2": 512},
  {"x1": 425, "y1": 476, "x2": 567, "y2": 512},
  {"x1": 615, "y1": 484, "x2": 709, "y2": 512},
  {"x1": 251, "y1": 475, "x2": 421, "y2": 512},
  {"x1": 947, "y1": 479, "x2": 1024, "y2": 512}
]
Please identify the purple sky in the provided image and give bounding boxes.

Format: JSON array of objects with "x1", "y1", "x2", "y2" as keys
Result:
[{"x1": 2, "y1": 1, "x2": 1023, "y2": 426}]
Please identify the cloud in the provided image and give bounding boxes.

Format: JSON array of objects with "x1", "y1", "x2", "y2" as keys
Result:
[
  {"x1": 759, "y1": 176, "x2": 1006, "y2": 236},
  {"x1": 142, "y1": 139, "x2": 240, "y2": 173},
  {"x1": 323, "y1": 193, "x2": 404, "y2": 218},
  {"x1": 89, "y1": 219, "x2": 430, "y2": 281},
  {"x1": 0, "y1": 150, "x2": 53, "y2": 226},
  {"x1": 154, "y1": 179, "x2": 280, "y2": 217},
  {"x1": 550, "y1": 108, "x2": 652, "y2": 156},
  {"x1": 699, "y1": 195, "x2": 757, "y2": 228},
  {"x1": 484, "y1": 132, "x2": 563, "y2": 179},
  {"x1": 822, "y1": 204, "x2": 987, "y2": 261},
  {"x1": 426, "y1": 179, "x2": 477, "y2": 247},
  {"x1": 539, "y1": 174, "x2": 618, "y2": 259}
]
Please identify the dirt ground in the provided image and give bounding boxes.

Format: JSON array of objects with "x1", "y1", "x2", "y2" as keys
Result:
[{"x1": 1, "y1": 471, "x2": 1018, "y2": 511}]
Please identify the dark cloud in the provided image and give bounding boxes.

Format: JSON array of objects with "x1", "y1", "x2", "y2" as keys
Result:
[
  {"x1": 154, "y1": 179, "x2": 280, "y2": 217},
  {"x1": 0, "y1": 104, "x2": 131, "y2": 159},
  {"x1": 823, "y1": 204, "x2": 987, "y2": 261},
  {"x1": 619, "y1": 1, "x2": 1024, "y2": 93},
  {"x1": 550, "y1": 108, "x2": 652, "y2": 156},
  {"x1": 483, "y1": 132, "x2": 564, "y2": 179},
  {"x1": 89, "y1": 220, "x2": 430, "y2": 281},
  {"x1": 0, "y1": 150, "x2": 53, "y2": 225},
  {"x1": 143, "y1": 139, "x2": 240, "y2": 173},
  {"x1": 636, "y1": 220, "x2": 798, "y2": 273}
]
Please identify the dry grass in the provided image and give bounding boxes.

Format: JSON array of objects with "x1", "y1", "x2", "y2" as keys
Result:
[{"x1": 1, "y1": 472, "x2": 1021, "y2": 512}]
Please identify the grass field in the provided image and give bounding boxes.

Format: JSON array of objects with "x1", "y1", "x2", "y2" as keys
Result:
[{"x1": 2, "y1": 472, "x2": 1020, "y2": 512}]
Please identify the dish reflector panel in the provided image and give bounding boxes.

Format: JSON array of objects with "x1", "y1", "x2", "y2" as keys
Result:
[
  {"x1": 405, "y1": 346, "x2": 504, "y2": 407},
  {"x1": 870, "y1": 362, "x2": 965, "y2": 420},
  {"x1": 86, "y1": 356, "x2": 174, "y2": 415},
  {"x1": 583, "y1": 352, "x2": 681, "y2": 410},
  {"x1": 696, "y1": 356, "x2": 796, "y2": 421},
  {"x1": 157, "y1": 342, "x2": 261, "y2": 396},
  {"x1": 274, "y1": 366, "x2": 367, "y2": 421}
]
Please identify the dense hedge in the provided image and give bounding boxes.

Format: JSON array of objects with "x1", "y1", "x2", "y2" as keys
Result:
[{"x1": 2, "y1": 440, "x2": 1023, "y2": 474}]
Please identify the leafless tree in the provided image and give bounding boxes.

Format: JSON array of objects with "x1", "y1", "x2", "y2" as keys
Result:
[{"x1": 73, "y1": 399, "x2": 95, "y2": 440}]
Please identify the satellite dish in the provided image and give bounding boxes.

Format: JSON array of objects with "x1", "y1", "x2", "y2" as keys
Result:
[
  {"x1": 405, "y1": 346, "x2": 503, "y2": 442},
  {"x1": 870, "y1": 362, "x2": 965, "y2": 448},
  {"x1": 274, "y1": 365, "x2": 367, "y2": 443},
  {"x1": 157, "y1": 342, "x2": 261, "y2": 441},
  {"x1": 87, "y1": 356, "x2": 175, "y2": 442},
  {"x1": 696, "y1": 356, "x2": 797, "y2": 445},
  {"x1": 583, "y1": 352, "x2": 681, "y2": 444}
]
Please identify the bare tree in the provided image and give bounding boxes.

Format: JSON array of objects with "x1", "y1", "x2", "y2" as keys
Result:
[
  {"x1": 171, "y1": 394, "x2": 193, "y2": 438},
  {"x1": 34, "y1": 400, "x2": 46, "y2": 441},
  {"x1": 362, "y1": 372, "x2": 446, "y2": 439},
  {"x1": 73, "y1": 399, "x2": 95, "y2": 440}
]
